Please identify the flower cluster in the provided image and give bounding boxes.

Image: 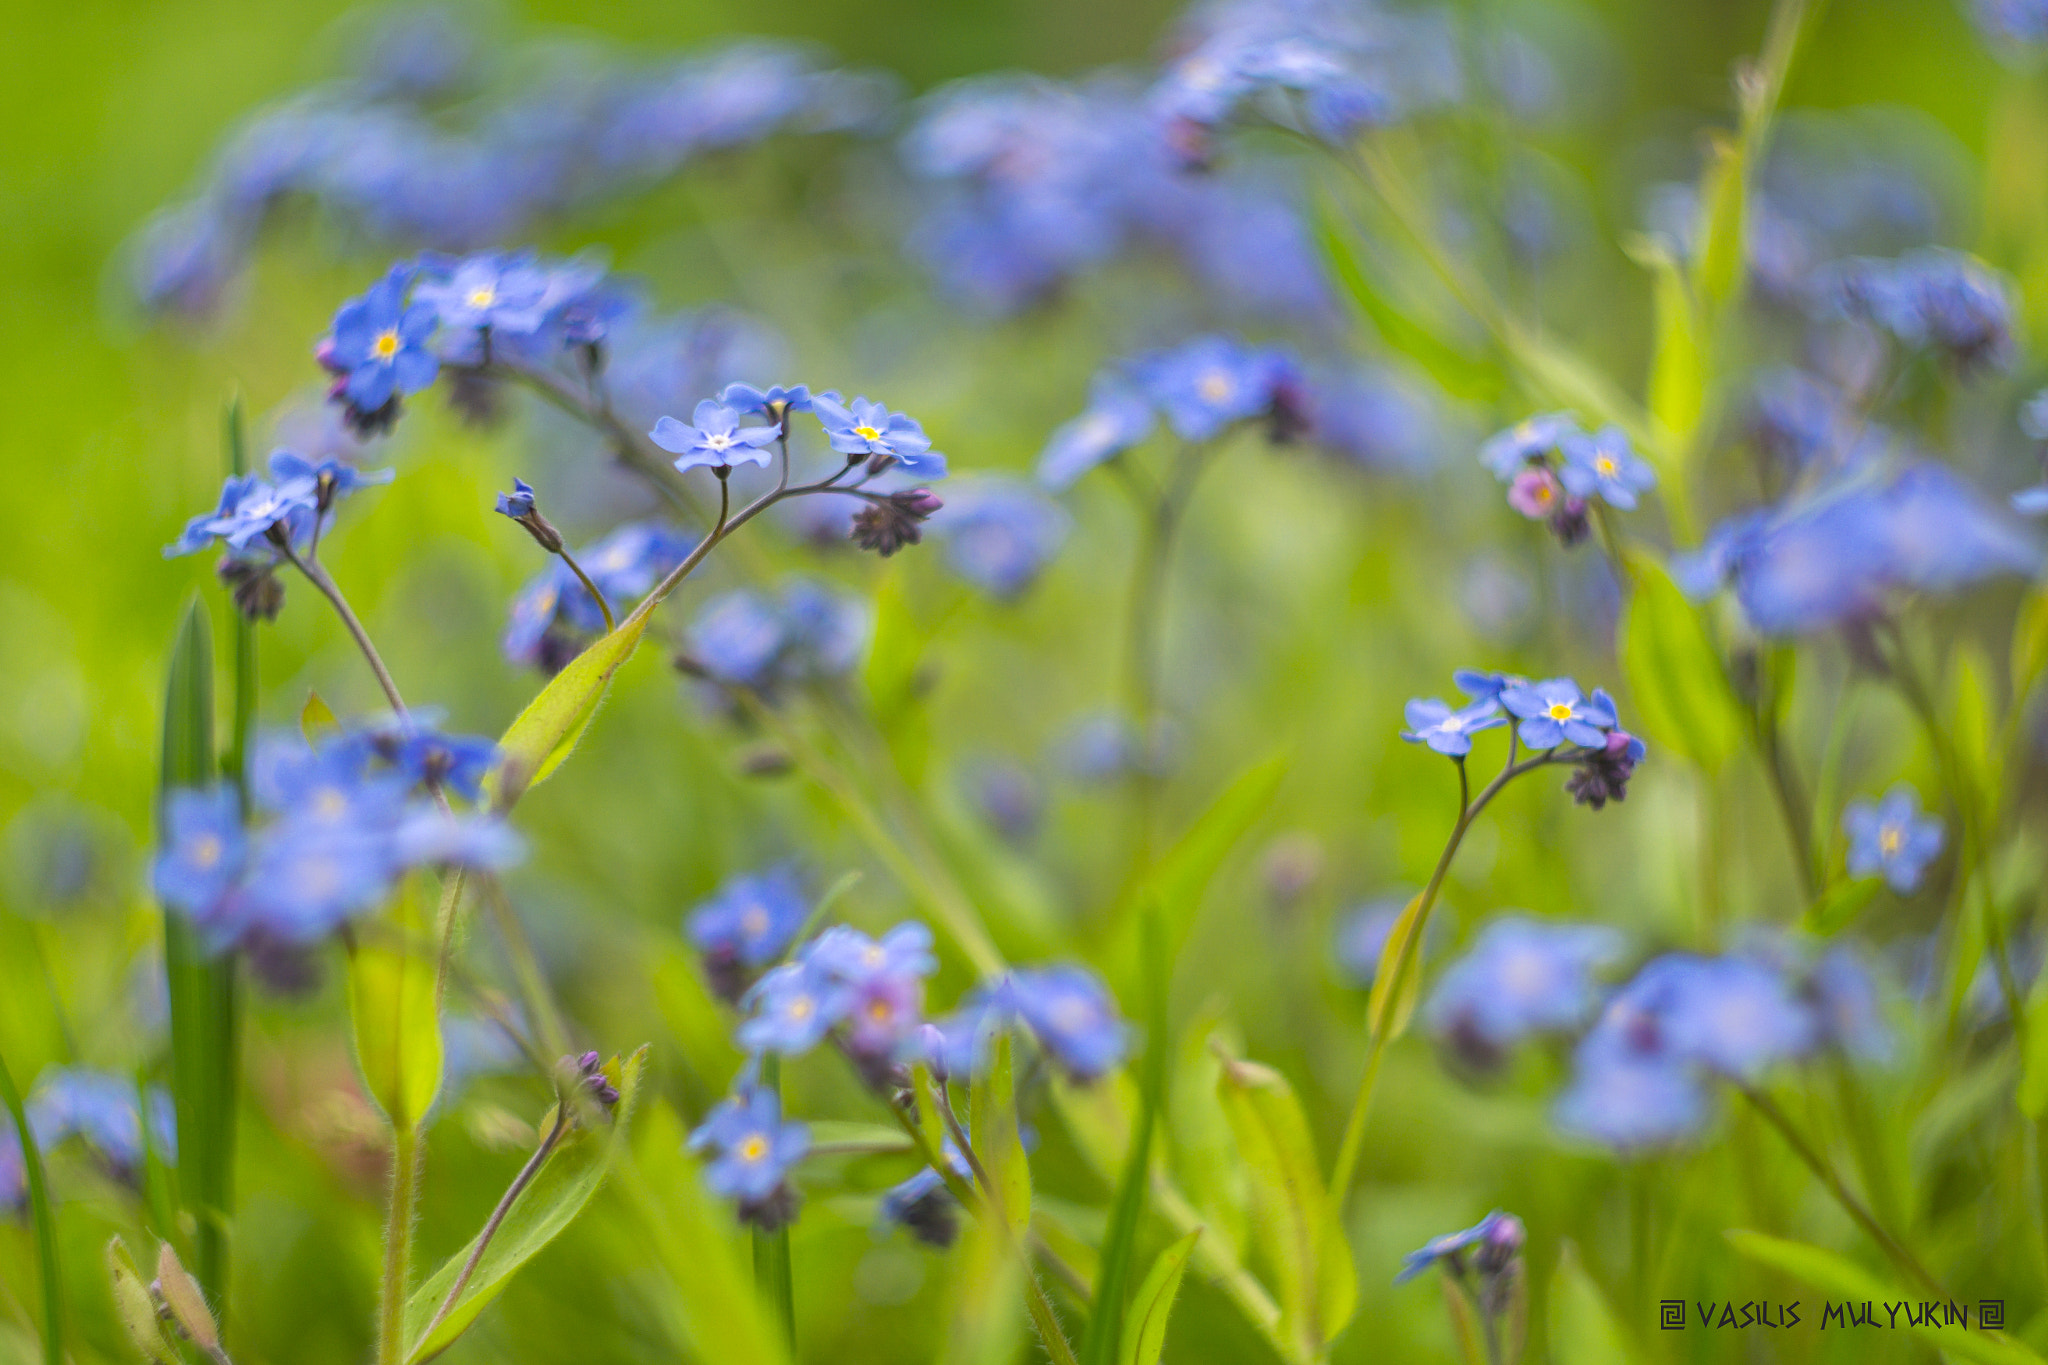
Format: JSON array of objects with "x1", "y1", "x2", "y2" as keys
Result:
[
  {"x1": 1402, "y1": 670, "x2": 1647, "y2": 809},
  {"x1": 1810, "y1": 248, "x2": 2016, "y2": 374},
  {"x1": 926, "y1": 966, "x2": 1130, "y2": 1084},
  {"x1": 1553, "y1": 942, "x2": 1889, "y2": 1150},
  {"x1": 166, "y1": 450, "x2": 394, "y2": 618},
  {"x1": 6, "y1": 1069, "x2": 176, "y2": 1205},
  {"x1": 928, "y1": 478, "x2": 1071, "y2": 601},
  {"x1": 1675, "y1": 463, "x2": 2042, "y2": 636},
  {"x1": 686, "y1": 864, "x2": 811, "y2": 1004},
  {"x1": 679, "y1": 578, "x2": 870, "y2": 693},
  {"x1": 1479, "y1": 413, "x2": 1655, "y2": 546},
  {"x1": 153, "y1": 724, "x2": 521, "y2": 959},
  {"x1": 129, "y1": 19, "x2": 889, "y2": 317},
  {"x1": 1425, "y1": 918, "x2": 1626, "y2": 1072}
]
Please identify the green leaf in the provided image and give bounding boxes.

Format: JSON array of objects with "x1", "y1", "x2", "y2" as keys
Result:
[
  {"x1": 1366, "y1": 894, "x2": 1426, "y2": 1043},
  {"x1": 1168, "y1": 1004, "x2": 1247, "y2": 1250},
  {"x1": 1619, "y1": 557, "x2": 1745, "y2": 771},
  {"x1": 1948, "y1": 644, "x2": 2000, "y2": 818},
  {"x1": 2013, "y1": 587, "x2": 2048, "y2": 700},
  {"x1": 1726, "y1": 1229, "x2": 2044, "y2": 1365},
  {"x1": 107, "y1": 1239, "x2": 176, "y2": 1365},
  {"x1": 158, "y1": 597, "x2": 240, "y2": 1298},
  {"x1": 1118, "y1": 1228, "x2": 1202, "y2": 1365},
  {"x1": 1546, "y1": 1242, "x2": 1634, "y2": 1365},
  {"x1": 1695, "y1": 133, "x2": 1748, "y2": 314},
  {"x1": 1803, "y1": 878, "x2": 1880, "y2": 936},
  {"x1": 1, "y1": 1056, "x2": 60, "y2": 1365},
  {"x1": 1215, "y1": 1053, "x2": 1355, "y2": 1358},
  {"x1": 1115, "y1": 751, "x2": 1289, "y2": 967},
  {"x1": 1314, "y1": 197, "x2": 1500, "y2": 401},
  {"x1": 1634, "y1": 238, "x2": 1706, "y2": 460},
  {"x1": 2019, "y1": 956, "x2": 2048, "y2": 1118},
  {"x1": 348, "y1": 875, "x2": 443, "y2": 1134},
  {"x1": 485, "y1": 614, "x2": 650, "y2": 811},
  {"x1": 969, "y1": 1033, "x2": 1032, "y2": 1241},
  {"x1": 939, "y1": 1186, "x2": 1026, "y2": 1365},
  {"x1": 1083, "y1": 901, "x2": 1171, "y2": 1365},
  {"x1": 404, "y1": 1047, "x2": 649, "y2": 1363}
]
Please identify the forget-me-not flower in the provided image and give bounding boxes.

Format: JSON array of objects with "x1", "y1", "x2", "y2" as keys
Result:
[
  {"x1": 650, "y1": 400, "x2": 779, "y2": 474},
  {"x1": 1399, "y1": 696, "x2": 1505, "y2": 757},
  {"x1": 813, "y1": 394, "x2": 936, "y2": 466},
  {"x1": 690, "y1": 1086, "x2": 810, "y2": 1213},
  {"x1": 324, "y1": 264, "x2": 439, "y2": 413},
  {"x1": 1844, "y1": 784, "x2": 1945, "y2": 894},
  {"x1": 1558, "y1": 425, "x2": 1655, "y2": 509},
  {"x1": 1037, "y1": 378, "x2": 1156, "y2": 491},
  {"x1": 1498, "y1": 678, "x2": 1615, "y2": 749}
]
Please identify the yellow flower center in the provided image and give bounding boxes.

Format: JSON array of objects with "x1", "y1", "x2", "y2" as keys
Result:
[
  {"x1": 314, "y1": 787, "x2": 349, "y2": 820},
  {"x1": 1879, "y1": 825, "x2": 1903, "y2": 856},
  {"x1": 787, "y1": 995, "x2": 813, "y2": 1021},
  {"x1": 1532, "y1": 484, "x2": 1554, "y2": 507},
  {"x1": 1198, "y1": 370, "x2": 1233, "y2": 402},
  {"x1": 1547, "y1": 702, "x2": 1574, "y2": 722},
  {"x1": 467, "y1": 286, "x2": 496, "y2": 309},
  {"x1": 1596, "y1": 456, "x2": 1617, "y2": 477},
  {"x1": 867, "y1": 999, "x2": 893, "y2": 1023},
  {"x1": 739, "y1": 1133, "x2": 769, "y2": 1162},
  {"x1": 191, "y1": 834, "x2": 222, "y2": 868},
  {"x1": 853, "y1": 424, "x2": 882, "y2": 441},
  {"x1": 372, "y1": 329, "x2": 400, "y2": 360}
]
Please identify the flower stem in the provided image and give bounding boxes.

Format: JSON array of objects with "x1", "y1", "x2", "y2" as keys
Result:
[
  {"x1": 278, "y1": 544, "x2": 409, "y2": 717},
  {"x1": 555, "y1": 549, "x2": 615, "y2": 632},
  {"x1": 417, "y1": 1105, "x2": 569, "y2": 1348},
  {"x1": 377, "y1": 1128, "x2": 422, "y2": 1365}
]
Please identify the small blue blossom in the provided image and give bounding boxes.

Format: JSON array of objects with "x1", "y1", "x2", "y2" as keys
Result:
[
  {"x1": 1399, "y1": 696, "x2": 1505, "y2": 757},
  {"x1": 495, "y1": 477, "x2": 537, "y2": 521},
  {"x1": 806, "y1": 922, "x2": 939, "y2": 986},
  {"x1": 164, "y1": 473, "x2": 319, "y2": 558},
  {"x1": 1394, "y1": 1210, "x2": 1524, "y2": 1285},
  {"x1": 1498, "y1": 678, "x2": 1615, "y2": 749},
  {"x1": 1844, "y1": 784, "x2": 1945, "y2": 894},
  {"x1": 1037, "y1": 378, "x2": 1156, "y2": 491},
  {"x1": 153, "y1": 787, "x2": 245, "y2": 919},
  {"x1": 1584, "y1": 953, "x2": 1819, "y2": 1084},
  {"x1": 737, "y1": 960, "x2": 847, "y2": 1056},
  {"x1": 414, "y1": 251, "x2": 553, "y2": 335},
  {"x1": 29, "y1": 1069, "x2": 176, "y2": 1175},
  {"x1": 933, "y1": 478, "x2": 1071, "y2": 600},
  {"x1": 1552, "y1": 1054, "x2": 1708, "y2": 1150},
  {"x1": 324, "y1": 264, "x2": 439, "y2": 413},
  {"x1": 1005, "y1": 965, "x2": 1127, "y2": 1082},
  {"x1": 1426, "y1": 917, "x2": 1625, "y2": 1067},
  {"x1": 719, "y1": 382, "x2": 813, "y2": 415},
  {"x1": 813, "y1": 394, "x2": 936, "y2": 466},
  {"x1": 1132, "y1": 334, "x2": 1292, "y2": 442},
  {"x1": 1558, "y1": 425, "x2": 1655, "y2": 510},
  {"x1": 650, "y1": 400, "x2": 779, "y2": 474},
  {"x1": 1808, "y1": 944, "x2": 1894, "y2": 1064},
  {"x1": 877, "y1": 1136, "x2": 973, "y2": 1247},
  {"x1": 690, "y1": 1086, "x2": 809, "y2": 1205},
  {"x1": 1452, "y1": 669, "x2": 1528, "y2": 704},
  {"x1": 689, "y1": 865, "x2": 810, "y2": 971},
  {"x1": 267, "y1": 449, "x2": 394, "y2": 504},
  {"x1": 1479, "y1": 412, "x2": 1578, "y2": 480},
  {"x1": 387, "y1": 727, "x2": 498, "y2": 802}
]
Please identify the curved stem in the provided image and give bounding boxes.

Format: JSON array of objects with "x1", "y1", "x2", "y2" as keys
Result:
[
  {"x1": 276, "y1": 543, "x2": 408, "y2": 717},
  {"x1": 417, "y1": 1104, "x2": 569, "y2": 1348},
  {"x1": 556, "y1": 549, "x2": 615, "y2": 633},
  {"x1": 1328, "y1": 749, "x2": 1568, "y2": 1208},
  {"x1": 1737, "y1": 1084, "x2": 1949, "y2": 1301}
]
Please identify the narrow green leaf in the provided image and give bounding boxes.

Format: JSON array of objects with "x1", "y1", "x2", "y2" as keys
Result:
[
  {"x1": 159, "y1": 597, "x2": 238, "y2": 1295},
  {"x1": 1619, "y1": 558, "x2": 1745, "y2": 771},
  {"x1": 403, "y1": 1047, "x2": 649, "y2": 1362},
  {"x1": 1366, "y1": 895, "x2": 1425, "y2": 1043},
  {"x1": 1546, "y1": 1242, "x2": 1634, "y2": 1365},
  {"x1": 1, "y1": 1055, "x2": 61, "y2": 1365},
  {"x1": 1802, "y1": 878, "x2": 1879, "y2": 937},
  {"x1": 939, "y1": 1187, "x2": 1026, "y2": 1365},
  {"x1": 1634, "y1": 239, "x2": 1705, "y2": 461},
  {"x1": 969, "y1": 1033, "x2": 1032, "y2": 1241},
  {"x1": 1948, "y1": 645, "x2": 2000, "y2": 818},
  {"x1": 108, "y1": 1238, "x2": 177, "y2": 1365},
  {"x1": 1314, "y1": 196, "x2": 1501, "y2": 400},
  {"x1": 1083, "y1": 901, "x2": 1170, "y2": 1365},
  {"x1": 485, "y1": 614, "x2": 650, "y2": 811},
  {"x1": 1215, "y1": 1053, "x2": 1356, "y2": 1357},
  {"x1": 1726, "y1": 1229, "x2": 2044, "y2": 1365},
  {"x1": 1117, "y1": 1229, "x2": 1202, "y2": 1365},
  {"x1": 348, "y1": 875, "x2": 443, "y2": 1133},
  {"x1": 1441, "y1": 1277, "x2": 1489, "y2": 1365},
  {"x1": 1695, "y1": 133, "x2": 1747, "y2": 314},
  {"x1": 1114, "y1": 751, "x2": 1289, "y2": 970},
  {"x1": 2012, "y1": 588, "x2": 2048, "y2": 700}
]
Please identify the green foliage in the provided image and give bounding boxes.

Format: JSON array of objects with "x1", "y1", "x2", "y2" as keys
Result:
[
  {"x1": 1366, "y1": 893, "x2": 1426, "y2": 1043},
  {"x1": 1545, "y1": 1243, "x2": 1635, "y2": 1365},
  {"x1": 403, "y1": 1048, "x2": 649, "y2": 1363},
  {"x1": 347, "y1": 875, "x2": 444, "y2": 1134},
  {"x1": 1117, "y1": 1228, "x2": 1201, "y2": 1365},
  {"x1": 1618, "y1": 558, "x2": 1747, "y2": 771},
  {"x1": 969, "y1": 1033, "x2": 1033, "y2": 1242},
  {"x1": 1, "y1": 1054, "x2": 61, "y2": 1365},
  {"x1": 486, "y1": 614, "x2": 651, "y2": 811}
]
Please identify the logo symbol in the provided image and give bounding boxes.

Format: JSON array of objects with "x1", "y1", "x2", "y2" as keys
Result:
[
  {"x1": 1659, "y1": 1301, "x2": 1686, "y2": 1330},
  {"x1": 1981, "y1": 1301, "x2": 2006, "y2": 1331}
]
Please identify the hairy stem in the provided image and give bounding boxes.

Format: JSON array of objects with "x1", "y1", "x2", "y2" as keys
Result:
[
  {"x1": 277, "y1": 543, "x2": 408, "y2": 717},
  {"x1": 417, "y1": 1105, "x2": 569, "y2": 1348},
  {"x1": 377, "y1": 1129, "x2": 423, "y2": 1365}
]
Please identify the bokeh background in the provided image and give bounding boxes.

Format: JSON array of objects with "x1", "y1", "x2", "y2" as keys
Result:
[{"x1": 3, "y1": 1, "x2": 2045, "y2": 1362}]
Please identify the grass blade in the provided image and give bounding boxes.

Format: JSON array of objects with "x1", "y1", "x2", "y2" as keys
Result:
[
  {"x1": 752, "y1": 1056, "x2": 796, "y2": 1350},
  {"x1": 0, "y1": 1051, "x2": 62, "y2": 1365}
]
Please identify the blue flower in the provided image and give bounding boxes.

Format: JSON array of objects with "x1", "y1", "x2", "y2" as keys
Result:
[
  {"x1": 813, "y1": 394, "x2": 936, "y2": 466},
  {"x1": 389, "y1": 727, "x2": 498, "y2": 802},
  {"x1": 1749, "y1": 368, "x2": 1849, "y2": 470},
  {"x1": 267, "y1": 449, "x2": 394, "y2": 504},
  {"x1": 1812, "y1": 249, "x2": 2015, "y2": 373},
  {"x1": 496, "y1": 476, "x2": 537, "y2": 520},
  {"x1": 164, "y1": 473, "x2": 319, "y2": 558},
  {"x1": 806, "y1": 922, "x2": 938, "y2": 991},
  {"x1": 154, "y1": 787, "x2": 245, "y2": 919},
  {"x1": 1479, "y1": 413, "x2": 1578, "y2": 480},
  {"x1": 1005, "y1": 966, "x2": 1126, "y2": 1082},
  {"x1": 1394, "y1": 1210, "x2": 1525, "y2": 1285},
  {"x1": 687, "y1": 589, "x2": 789, "y2": 687},
  {"x1": 1552, "y1": 1054, "x2": 1708, "y2": 1150},
  {"x1": 719, "y1": 382, "x2": 813, "y2": 415},
  {"x1": 737, "y1": 960, "x2": 848, "y2": 1056},
  {"x1": 690, "y1": 1087, "x2": 809, "y2": 1205},
  {"x1": 29, "y1": 1069, "x2": 176, "y2": 1176},
  {"x1": 683, "y1": 581, "x2": 870, "y2": 689},
  {"x1": 391, "y1": 809, "x2": 525, "y2": 870},
  {"x1": 650, "y1": 400, "x2": 779, "y2": 474},
  {"x1": 878, "y1": 1137, "x2": 973, "y2": 1246},
  {"x1": 1498, "y1": 678, "x2": 1615, "y2": 749},
  {"x1": 1844, "y1": 784, "x2": 1945, "y2": 894},
  {"x1": 1877, "y1": 463, "x2": 2042, "y2": 593},
  {"x1": 1037, "y1": 379, "x2": 1156, "y2": 491},
  {"x1": 1558, "y1": 425, "x2": 1655, "y2": 510},
  {"x1": 1132, "y1": 335, "x2": 1291, "y2": 442},
  {"x1": 324, "y1": 264, "x2": 439, "y2": 412},
  {"x1": 934, "y1": 478, "x2": 1070, "y2": 600},
  {"x1": 689, "y1": 865, "x2": 809, "y2": 969},
  {"x1": 1452, "y1": 669, "x2": 1527, "y2": 704},
  {"x1": 1425, "y1": 917, "x2": 1625, "y2": 1066},
  {"x1": 227, "y1": 820, "x2": 403, "y2": 946},
  {"x1": 1399, "y1": 696, "x2": 1505, "y2": 757},
  {"x1": 413, "y1": 251, "x2": 553, "y2": 335},
  {"x1": 1808, "y1": 944, "x2": 1893, "y2": 1064},
  {"x1": 1584, "y1": 954, "x2": 1819, "y2": 1084}
]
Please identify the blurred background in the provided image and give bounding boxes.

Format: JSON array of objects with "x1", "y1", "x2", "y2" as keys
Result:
[{"x1": 2, "y1": 0, "x2": 2045, "y2": 1362}]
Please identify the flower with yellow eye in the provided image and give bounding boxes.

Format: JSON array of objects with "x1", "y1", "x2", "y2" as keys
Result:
[
  {"x1": 738, "y1": 960, "x2": 848, "y2": 1056},
  {"x1": 650, "y1": 400, "x2": 778, "y2": 475},
  {"x1": 1498, "y1": 677, "x2": 1617, "y2": 749},
  {"x1": 1844, "y1": 783, "x2": 1945, "y2": 894},
  {"x1": 813, "y1": 393, "x2": 936, "y2": 466},
  {"x1": 1559, "y1": 424, "x2": 1656, "y2": 510},
  {"x1": 413, "y1": 252, "x2": 552, "y2": 335},
  {"x1": 153, "y1": 787, "x2": 246, "y2": 919},
  {"x1": 323, "y1": 263, "x2": 439, "y2": 413},
  {"x1": 691, "y1": 1086, "x2": 810, "y2": 1208}
]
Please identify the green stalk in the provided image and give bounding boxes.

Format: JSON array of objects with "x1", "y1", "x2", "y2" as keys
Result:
[
  {"x1": 0, "y1": 1052, "x2": 61, "y2": 1365},
  {"x1": 377, "y1": 1130, "x2": 422, "y2": 1365},
  {"x1": 754, "y1": 1056, "x2": 796, "y2": 1350}
]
